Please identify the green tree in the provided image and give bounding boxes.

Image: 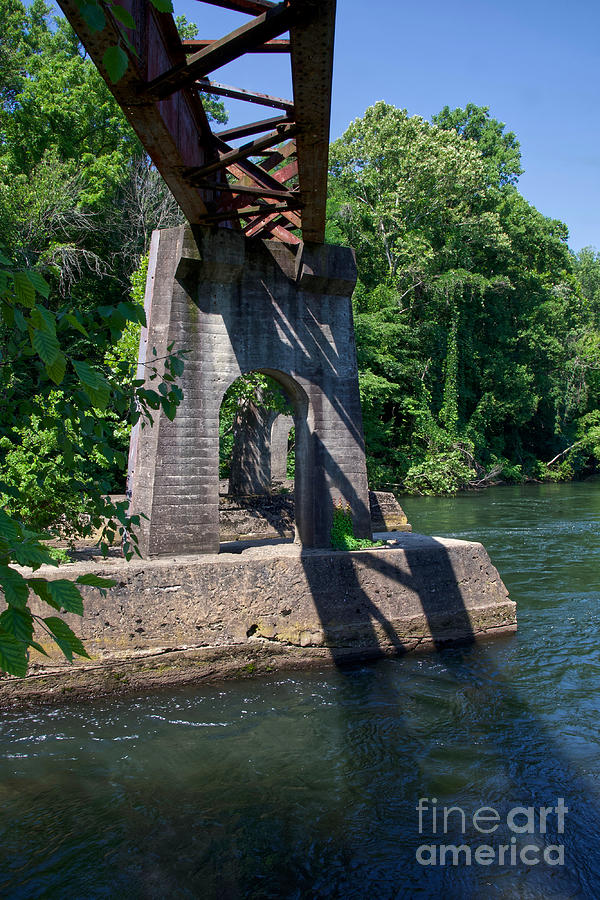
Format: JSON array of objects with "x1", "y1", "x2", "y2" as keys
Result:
[
  {"x1": 328, "y1": 101, "x2": 595, "y2": 493},
  {"x1": 0, "y1": 0, "x2": 228, "y2": 530},
  {"x1": 432, "y1": 102, "x2": 523, "y2": 187},
  {"x1": 575, "y1": 246, "x2": 600, "y2": 324}
]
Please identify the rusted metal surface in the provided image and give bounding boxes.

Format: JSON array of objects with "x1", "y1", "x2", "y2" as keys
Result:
[
  {"x1": 185, "y1": 123, "x2": 299, "y2": 180},
  {"x1": 215, "y1": 115, "x2": 291, "y2": 142},
  {"x1": 142, "y1": 4, "x2": 299, "y2": 101},
  {"x1": 197, "y1": 78, "x2": 294, "y2": 112},
  {"x1": 56, "y1": 0, "x2": 336, "y2": 243},
  {"x1": 290, "y1": 0, "x2": 336, "y2": 242},
  {"x1": 182, "y1": 38, "x2": 291, "y2": 53}
]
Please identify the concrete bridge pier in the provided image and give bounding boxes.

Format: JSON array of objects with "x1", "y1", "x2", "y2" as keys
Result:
[
  {"x1": 15, "y1": 227, "x2": 517, "y2": 692},
  {"x1": 270, "y1": 415, "x2": 295, "y2": 483},
  {"x1": 128, "y1": 224, "x2": 371, "y2": 558}
]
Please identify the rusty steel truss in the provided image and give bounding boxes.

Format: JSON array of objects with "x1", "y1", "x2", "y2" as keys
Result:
[{"x1": 57, "y1": 0, "x2": 336, "y2": 244}]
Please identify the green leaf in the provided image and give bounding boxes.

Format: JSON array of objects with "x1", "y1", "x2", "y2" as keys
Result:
[
  {"x1": 116, "y1": 300, "x2": 145, "y2": 325},
  {"x1": 171, "y1": 356, "x2": 185, "y2": 377},
  {"x1": 80, "y1": 2, "x2": 106, "y2": 32},
  {"x1": 137, "y1": 387, "x2": 161, "y2": 409},
  {"x1": 122, "y1": 33, "x2": 139, "y2": 60},
  {"x1": 13, "y1": 308, "x2": 27, "y2": 331},
  {"x1": 0, "y1": 510, "x2": 20, "y2": 544},
  {"x1": 162, "y1": 399, "x2": 177, "y2": 421},
  {"x1": 110, "y1": 4, "x2": 135, "y2": 29},
  {"x1": 46, "y1": 580, "x2": 84, "y2": 615},
  {"x1": 24, "y1": 271, "x2": 50, "y2": 299},
  {"x1": 46, "y1": 351, "x2": 67, "y2": 385},
  {"x1": 29, "y1": 304, "x2": 56, "y2": 334},
  {"x1": 76, "y1": 574, "x2": 117, "y2": 588},
  {"x1": 0, "y1": 628, "x2": 28, "y2": 676},
  {"x1": 28, "y1": 579, "x2": 61, "y2": 611},
  {"x1": 0, "y1": 607, "x2": 34, "y2": 643},
  {"x1": 0, "y1": 565, "x2": 29, "y2": 608},
  {"x1": 149, "y1": 0, "x2": 173, "y2": 11},
  {"x1": 31, "y1": 327, "x2": 60, "y2": 365},
  {"x1": 64, "y1": 312, "x2": 89, "y2": 337},
  {"x1": 13, "y1": 272, "x2": 35, "y2": 308},
  {"x1": 103, "y1": 45, "x2": 128, "y2": 83},
  {"x1": 29, "y1": 640, "x2": 50, "y2": 658},
  {"x1": 72, "y1": 359, "x2": 110, "y2": 410},
  {"x1": 43, "y1": 617, "x2": 90, "y2": 662},
  {"x1": 11, "y1": 541, "x2": 57, "y2": 570}
]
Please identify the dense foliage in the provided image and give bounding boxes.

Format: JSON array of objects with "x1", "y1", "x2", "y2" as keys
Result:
[
  {"x1": 328, "y1": 101, "x2": 600, "y2": 493},
  {"x1": 0, "y1": 0, "x2": 227, "y2": 525}
]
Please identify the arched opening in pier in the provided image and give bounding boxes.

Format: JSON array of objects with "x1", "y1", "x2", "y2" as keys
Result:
[{"x1": 218, "y1": 370, "x2": 310, "y2": 545}]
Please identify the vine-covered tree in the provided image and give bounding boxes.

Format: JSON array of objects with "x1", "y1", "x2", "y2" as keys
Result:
[{"x1": 327, "y1": 101, "x2": 600, "y2": 492}]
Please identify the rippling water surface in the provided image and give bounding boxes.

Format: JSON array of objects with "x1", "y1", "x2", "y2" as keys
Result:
[{"x1": 1, "y1": 482, "x2": 600, "y2": 899}]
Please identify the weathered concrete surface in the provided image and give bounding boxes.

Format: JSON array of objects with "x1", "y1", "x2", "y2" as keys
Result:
[
  {"x1": 219, "y1": 493, "x2": 295, "y2": 542},
  {"x1": 228, "y1": 395, "x2": 279, "y2": 496},
  {"x1": 128, "y1": 225, "x2": 371, "y2": 557},
  {"x1": 271, "y1": 414, "x2": 294, "y2": 481},
  {"x1": 218, "y1": 489, "x2": 410, "y2": 542},
  {"x1": 369, "y1": 491, "x2": 411, "y2": 533},
  {"x1": 1, "y1": 535, "x2": 515, "y2": 703}
]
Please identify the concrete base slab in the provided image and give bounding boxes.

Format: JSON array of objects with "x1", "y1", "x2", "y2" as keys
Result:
[{"x1": 1, "y1": 534, "x2": 515, "y2": 703}]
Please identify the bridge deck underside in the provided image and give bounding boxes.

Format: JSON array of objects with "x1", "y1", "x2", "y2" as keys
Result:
[{"x1": 57, "y1": 0, "x2": 335, "y2": 244}]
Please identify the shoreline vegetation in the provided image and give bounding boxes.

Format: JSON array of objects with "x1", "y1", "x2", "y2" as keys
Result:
[
  {"x1": 327, "y1": 102, "x2": 600, "y2": 499},
  {"x1": 375, "y1": 447, "x2": 600, "y2": 497}
]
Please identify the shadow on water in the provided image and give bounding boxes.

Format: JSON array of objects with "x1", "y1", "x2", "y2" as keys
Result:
[
  {"x1": 295, "y1": 484, "x2": 600, "y2": 898},
  {"x1": 195, "y1": 237, "x2": 600, "y2": 896}
]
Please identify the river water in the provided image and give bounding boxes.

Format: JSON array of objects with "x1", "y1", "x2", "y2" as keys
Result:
[{"x1": 1, "y1": 482, "x2": 599, "y2": 899}]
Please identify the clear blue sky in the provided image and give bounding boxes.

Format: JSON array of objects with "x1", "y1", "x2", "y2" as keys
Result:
[{"x1": 176, "y1": 0, "x2": 599, "y2": 251}]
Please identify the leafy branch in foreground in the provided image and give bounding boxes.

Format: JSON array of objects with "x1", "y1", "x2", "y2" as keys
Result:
[
  {"x1": 0, "y1": 253, "x2": 185, "y2": 676},
  {"x1": 74, "y1": 0, "x2": 175, "y2": 83}
]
